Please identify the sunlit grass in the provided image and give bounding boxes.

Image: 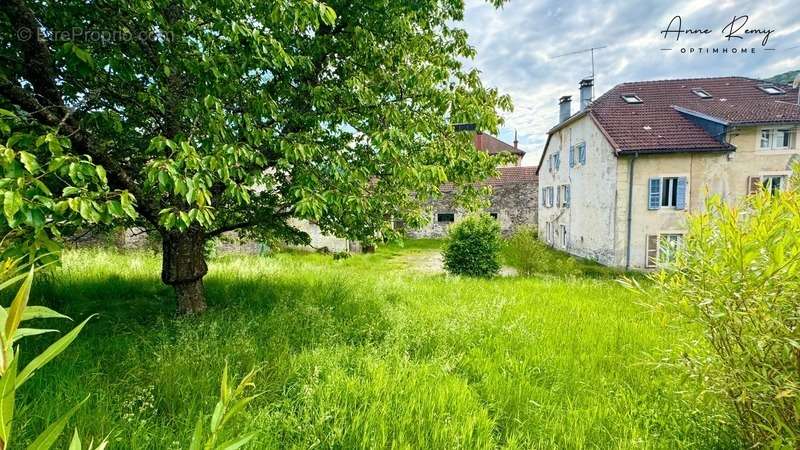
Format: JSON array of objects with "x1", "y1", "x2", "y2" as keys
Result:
[{"x1": 14, "y1": 243, "x2": 739, "y2": 449}]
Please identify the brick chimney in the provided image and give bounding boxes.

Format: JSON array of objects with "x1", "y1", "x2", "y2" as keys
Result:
[
  {"x1": 559, "y1": 95, "x2": 572, "y2": 123},
  {"x1": 579, "y1": 78, "x2": 594, "y2": 111}
]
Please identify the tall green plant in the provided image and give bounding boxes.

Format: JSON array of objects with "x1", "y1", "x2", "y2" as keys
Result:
[
  {"x1": 632, "y1": 172, "x2": 800, "y2": 446},
  {"x1": 0, "y1": 260, "x2": 97, "y2": 449},
  {"x1": 189, "y1": 363, "x2": 260, "y2": 450}
]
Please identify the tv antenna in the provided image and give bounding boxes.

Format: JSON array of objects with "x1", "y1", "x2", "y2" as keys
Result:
[{"x1": 552, "y1": 45, "x2": 607, "y2": 98}]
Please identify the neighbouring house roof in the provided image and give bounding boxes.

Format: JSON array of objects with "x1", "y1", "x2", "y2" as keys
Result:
[
  {"x1": 545, "y1": 76, "x2": 800, "y2": 159},
  {"x1": 441, "y1": 166, "x2": 537, "y2": 193},
  {"x1": 474, "y1": 133, "x2": 525, "y2": 156}
]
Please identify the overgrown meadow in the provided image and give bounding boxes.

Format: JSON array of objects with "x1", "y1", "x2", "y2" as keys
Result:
[{"x1": 15, "y1": 242, "x2": 739, "y2": 449}]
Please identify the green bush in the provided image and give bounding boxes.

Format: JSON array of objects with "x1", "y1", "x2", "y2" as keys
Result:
[
  {"x1": 502, "y1": 226, "x2": 582, "y2": 277},
  {"x1": 442, "y1": 215, "x2": 501, "y2": 277},
  {"x1": 640, "y1": 170, "x2": 800, "y2": 447},
  {"x1": 503, "y1": 226, "x2": 547, "y2": 276}
]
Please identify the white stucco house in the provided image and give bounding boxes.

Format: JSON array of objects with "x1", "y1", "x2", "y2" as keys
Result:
[{"x1": 537, "y1": 76, "x2": 800, "y2": 269}]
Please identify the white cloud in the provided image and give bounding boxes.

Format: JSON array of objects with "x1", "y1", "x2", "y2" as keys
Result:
[{"x1": 460, "y1": 0, "x2": 800, "y2": 165}]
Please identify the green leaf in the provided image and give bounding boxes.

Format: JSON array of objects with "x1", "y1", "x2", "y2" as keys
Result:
[
  {"x1": 18, "y1": 151, "x2": 40, "y2": 173},
  {"x1": 5, "y1": 266, "x2": 34, "y2": 340},
  {"x1": 218, "y1": 394, "x2": 261, "y2": 430},
  {"x1": 21, "y1": 306, "x2": 71, "y2": 322},
  {"x1": 26, "y1": 396, "x2": 88, "y2": 450},
  {"x1": 319, "y1": 4, "x2": 337, "y2": 26},
  {"x1": 95, "y1": 166, "x2": 107, "y2": 185},
  {"x1": 12, "y1": 328, "x2": 58, "y2": 343},
  {"x1": 0, "y1": 355, "x2": 18, "y2": 445},
  {"x1": 188, "y1": 415, "x2": 204, "y2": 450},
  {"x1": 209, "y1": 400, "x2": 224, "y2": 432},
  {"x1": 4, "y1": 191, "x2": 22, "y2": 220},
  {"x1": 68, "y1": 428, "x2": 81, "y2": 450},
  {"x1": 72, "y1": 46, "x2": 94, "y2": 66},
  {"x1": 216, "y1": 432, "x2": 257, "y2": 450},
  {"x1": 17, "y1": 315, "x2": 96, "y2": 389}
]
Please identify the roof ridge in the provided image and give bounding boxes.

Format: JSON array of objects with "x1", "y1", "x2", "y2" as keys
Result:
[{"x1": 615, "y1": 75, "x2": 754, "y2": 86}]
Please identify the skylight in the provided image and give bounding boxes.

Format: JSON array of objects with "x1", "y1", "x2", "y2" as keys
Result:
[
  {"x1": 692, "y1": 88, "x2": 712, "y2": 99},
  {"x1": 758, "y1": 85, "x2": 785, "y2": 95},
  {"x1": 621, "y1": 94, "x2": 642, "y2": 104}
]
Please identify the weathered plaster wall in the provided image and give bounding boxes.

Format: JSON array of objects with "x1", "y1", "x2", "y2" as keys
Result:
[
  {"x1": 408, "y1": 180, "x2": 539, "y2": 238},
  {"x1": 538, "y1": 116, "x2": 618, "y2": 265},
  {"x1": 614, "y1": 125, "x2": 799, "y2": 269}
]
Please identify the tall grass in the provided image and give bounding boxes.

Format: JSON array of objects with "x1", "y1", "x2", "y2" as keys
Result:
[{"x1": 11, "y1": 245, "x2": 739, "y2": 448}]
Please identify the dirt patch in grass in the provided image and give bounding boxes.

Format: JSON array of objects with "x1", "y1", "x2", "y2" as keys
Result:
[{"x1": 397, "y1": 250, "x2": 517, "y2": 276}]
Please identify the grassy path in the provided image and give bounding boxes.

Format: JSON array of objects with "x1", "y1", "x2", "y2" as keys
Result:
[{"x1": 15, "y1": 242, "x2": 738, "y2": 448}]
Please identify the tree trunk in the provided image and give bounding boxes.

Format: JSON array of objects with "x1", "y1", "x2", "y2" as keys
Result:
[{"x1": 161, "y1": 229, "x2": 208, "y2": 315}]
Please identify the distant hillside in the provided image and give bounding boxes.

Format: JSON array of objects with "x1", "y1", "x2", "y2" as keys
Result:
[{"x1": 767, "y1": 70, "x2": 800, "y2": 85}]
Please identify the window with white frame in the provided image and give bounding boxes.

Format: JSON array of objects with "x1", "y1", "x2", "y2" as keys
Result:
[
  {"x1": 762, "y1": 175, "x2": 786, "y2": 194},
  {"x1": 560, "y1": 225, "x2": 567, "y2": 248},
  {"x1": 648, "y1": 176, "x2": 687, "y2": 210},
  {"x1": 645, "y1": 233, "x2": 683, "y2": 268},
  {"x1": 542, "y1": 187, "x2": 554, "y2": 208},
  {"x1": 559, "y1": 185, "x2": 571, "y2": 208},
  {"x1": 759, "y1": 127, "x2": 796, "y2": 151}
]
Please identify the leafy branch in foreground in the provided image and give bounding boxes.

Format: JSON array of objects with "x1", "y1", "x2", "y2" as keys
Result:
[
  {"x1": 0, "y1": 259, "x2": 101, "y2": 449},
  {"x1": 626, "y1": 167, "x2": 800, "y2": 447}
]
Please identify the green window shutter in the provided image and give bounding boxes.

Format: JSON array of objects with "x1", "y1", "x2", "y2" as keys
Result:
[
  {"x1": 648, "y1": 178, "x2": 661, "y2": 210},
  {"x1": 569, "y1": 145, "x2": 575, "y2": 167}
]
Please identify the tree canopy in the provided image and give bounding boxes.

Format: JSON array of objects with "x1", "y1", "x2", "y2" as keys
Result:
[{"x1": 0, "y1": 0, "x2": 511, "y2": 313}]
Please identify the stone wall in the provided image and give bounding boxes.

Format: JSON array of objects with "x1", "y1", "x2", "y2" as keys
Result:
[{"x1": 407, "y1": 179, "x2": 538, "y2": 238}]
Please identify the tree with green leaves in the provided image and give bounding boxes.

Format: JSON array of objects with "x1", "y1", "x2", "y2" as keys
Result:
[{"x1": 0, "y1": 0, "x2": 511, "y2": 314}]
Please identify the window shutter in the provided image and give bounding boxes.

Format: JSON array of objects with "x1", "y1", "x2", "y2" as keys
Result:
[
  {"x1": 648, "y1": 178, "x2": 661, "y2": 210},
  {"x1": 569, "y1": 145, "x2": 575, "y2": 167},
  {"x1": 748, "y1": 176, "x2": 762, "y2": 194},
  {"x1": 646, "y1": 235, "x2": 659, "y2": 268},
  {"x1": 675, "y1": 177, "x2": 687, "y2": 210},
  {"x1": 578, "y1": 143, "x2": 586, "y2": 164}
]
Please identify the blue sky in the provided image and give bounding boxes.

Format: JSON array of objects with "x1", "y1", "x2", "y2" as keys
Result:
[{"x1": 460, "y1": 0, "x2": 800, "y2": 164}]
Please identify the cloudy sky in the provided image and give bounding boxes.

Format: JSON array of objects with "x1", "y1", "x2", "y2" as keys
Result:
[{"x1": 460, "y1": 0, "x2": 800, "y2": 164}]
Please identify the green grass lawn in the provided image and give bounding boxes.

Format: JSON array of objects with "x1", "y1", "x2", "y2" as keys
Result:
[{"x1": 16, "y1": 242, "x2": 739, "y2": 449}]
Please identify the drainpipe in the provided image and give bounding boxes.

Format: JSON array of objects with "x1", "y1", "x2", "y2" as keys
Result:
[{"x1": 625, "y1": 152, "x2": 638, "y2": 271}]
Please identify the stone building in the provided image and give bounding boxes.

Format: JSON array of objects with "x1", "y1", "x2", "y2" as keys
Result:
[
  {"x1": 538, "y1": 76, "x2": 800, "y2": 269},
  {"x1": 408, "y1": 133, "x2": 538, "y2": 238}
]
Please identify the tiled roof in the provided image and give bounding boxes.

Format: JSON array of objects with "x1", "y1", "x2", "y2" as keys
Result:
[
  {"x1": 581, "y1": 77, "x2": 800, "y2": 154},
  {"x1": 441, "y1": 166, "x2": 537, "y2": 192},
  {"x1": 474, "y1": 133, "x2": 525, "y2": 155}
]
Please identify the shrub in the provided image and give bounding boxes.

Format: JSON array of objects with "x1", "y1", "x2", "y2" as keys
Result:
[
  {"x1": 503, "y1": 226, "x2": 546, "y2": 276},
  {"x1": 442, "y1": 214, "x2": 501, "y2": 277},
  {"x1": 639, "y1": 171, "x2": 800, "y2": 446},
  {"x1": 502, "y1": 226, "x2": 582, "y2": 277}
]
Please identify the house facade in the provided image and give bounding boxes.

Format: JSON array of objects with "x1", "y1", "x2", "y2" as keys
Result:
[
  {"x1": 538, "y1": 76, "x2": 800, "y2": 269},
  {"x1": 408, "y1": 133, "x2": 538, "y2": 237}
]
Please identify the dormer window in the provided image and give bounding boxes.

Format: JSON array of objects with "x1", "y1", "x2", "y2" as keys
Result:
[
  {"x1": 758, "y1": 85, "x2": 785, "y2": 95},
  {"x1": 621, "y1": 94, "x2": 642, "y2": 104},
  {"x1": 692, "y1": 88, "x2": 712, "y2": 99}
]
